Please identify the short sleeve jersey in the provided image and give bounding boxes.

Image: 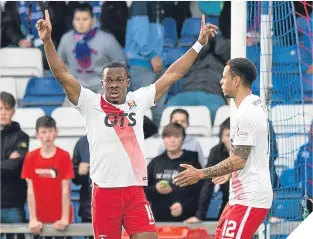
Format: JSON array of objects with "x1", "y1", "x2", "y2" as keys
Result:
[
  {"x1": 229, "y1": 95, "x2": 273, "y2": 209},
  {"x1": 72, "y1": 84, "x2": 156, "y2": 188},
  {"x1": 21, "y1": 147, "x2": 74, "y2": 222}
]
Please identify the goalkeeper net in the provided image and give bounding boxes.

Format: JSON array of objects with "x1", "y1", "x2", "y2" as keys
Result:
[{"x1": 246, "y1": 1, "x2": 312, "y2": 238}]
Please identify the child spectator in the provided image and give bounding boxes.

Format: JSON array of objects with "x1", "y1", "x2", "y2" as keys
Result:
[
  {"x1": 21, "y1": 116, "x2": 74, "y2": 234},
  {"x1": 145, "y1": 123, "x2": 203, "y2": 222},
  {"x1": 158, "y1": 109, "x2": 205, "y2": 167}
]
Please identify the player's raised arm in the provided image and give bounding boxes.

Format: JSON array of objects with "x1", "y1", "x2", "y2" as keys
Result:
[
  {"x1": 36, "y1": 10, "x2": 80, "y2": 105},
  {"x1": 154, "y1": 14, "x2": 218, "y2": 102}
]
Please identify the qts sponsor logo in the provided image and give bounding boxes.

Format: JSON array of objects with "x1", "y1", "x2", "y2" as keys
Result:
[{"x1": 104, "y1": 112, "x2": 136, "y2": 127}]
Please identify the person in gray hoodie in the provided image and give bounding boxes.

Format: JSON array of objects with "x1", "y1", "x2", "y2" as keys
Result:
[
  {"x1": 158, "y1": 108, "x2": 205, "y2": 167},
  {"x1": 58, "y1": 3, "x2": 125, "y2": 94}
]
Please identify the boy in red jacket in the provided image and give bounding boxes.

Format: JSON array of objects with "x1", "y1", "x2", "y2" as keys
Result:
[{"x1": 22, "y1": 116, "x2": 74, "y2": 234}]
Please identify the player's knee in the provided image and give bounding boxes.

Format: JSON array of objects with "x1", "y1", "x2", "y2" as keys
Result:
[{"x1": 130, "y1": 232, "x2": 158, "y2": 239}]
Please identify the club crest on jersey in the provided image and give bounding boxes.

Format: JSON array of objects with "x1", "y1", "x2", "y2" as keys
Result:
[{"x1": 127, "y1": 100, "x2": 137, "y2": 110}]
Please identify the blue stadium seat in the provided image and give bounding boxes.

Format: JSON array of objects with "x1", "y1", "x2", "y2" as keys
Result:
[
  {"x1": 246, "y1": 45, "x2": 260, "y2": 63},
  {"x1": 22, "y1": 77, "x2": 65, "y2": 115},
  {"x1": 206, "y1": 199, "x2": 222, "y2": 219},
  {"x1": 178, "y1": 18, "x2": 201, "y2": 47},
  {"x1": 167, "y1": 78, "x2": 184, "y2": 101},
  {"x1": 164, "y1": 17, "x2": 177, "y2": 48},
  {"x1": 71, "y1": 182, "x2": 81, "y2": 201},
  {"x1": 279, "y1": 169, "x2": 297, "y2": 188},
  {"x1": 272, "y1": 199, "x2": 302, "y2": 219},
  {"x1": 272, "y1": 46, "x2": 300, "y2": 73},
  {"x1": 162, "y1": 48, "x2": 186, "y2": 67}
]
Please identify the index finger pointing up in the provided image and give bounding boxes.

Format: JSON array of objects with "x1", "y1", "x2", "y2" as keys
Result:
[
  {"x1": 201, "y1": 14, "x2": 205, "y2": 27},
  {"x1": 45, "y1": 9, "x2": 50, "y2": 21}
]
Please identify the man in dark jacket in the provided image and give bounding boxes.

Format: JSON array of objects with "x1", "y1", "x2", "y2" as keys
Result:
[
  {"x1": 166, "y1": 35, "x2": 230, "y2": 122},
  {"x1": 185, "y1": 118, "x2": 230, "y2": 223},
  {"x1": 1, "y1": 92, "x2": 29, "y2": 224},
  {"x1": 72, "y1": 135, "x2": 92, "y2": 223}
]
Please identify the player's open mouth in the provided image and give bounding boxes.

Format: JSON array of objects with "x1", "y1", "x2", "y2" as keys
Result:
[{"x1": 110, "y1": 91, "x2": 119, "y2": 98}]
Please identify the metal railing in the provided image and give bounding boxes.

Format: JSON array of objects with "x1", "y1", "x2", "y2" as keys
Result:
[{"x1": 0, "y1": 221, "x2": 301, "y2": 238}]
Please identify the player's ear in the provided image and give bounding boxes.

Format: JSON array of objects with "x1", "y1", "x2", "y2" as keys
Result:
[
  {"x1": 100, "y1": 80, "x2": 104, "y2": 88},
  {"x1": 127, "y1": 78, "x2": 130, "y2": 87}
]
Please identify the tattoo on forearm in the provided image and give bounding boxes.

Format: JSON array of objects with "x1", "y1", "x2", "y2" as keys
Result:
[
  {"x1": 233, "y1": 145, "x2": 252, "y2": 160},
  {"x1": 202, "y1": 158, "x2": 234, "y2": 179}
]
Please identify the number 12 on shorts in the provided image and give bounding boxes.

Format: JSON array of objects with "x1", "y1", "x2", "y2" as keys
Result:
[
  {"x1": 145, "y1": 204, "x2": 155, "y2": 225},
  {"x1": 222, "y1": 220, "x2": 237, "y2": 238}
]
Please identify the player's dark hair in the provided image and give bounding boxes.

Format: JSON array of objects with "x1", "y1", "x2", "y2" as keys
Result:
[
  {"x1": 162, "y1": 123, "x2": 186, "y2": 140},
  {"x1": 36, "y1": 116, "x2": 57, "y2": 131},
  {"x1": 219, "y1": 117, "x2": 230, "y2": 136},
  {"x1": 74, "y1": 3, "x2": 94, "y2": 18},
  {"x1": 0, "y1": 91, "x2": 16, "y2": 109},
  {"x1": 170, "y1": 108, "x2": 189, "y2": 125},
  {"x1": 102, "y1": 61, "x2": 129, "y2": 79},
  {"x1": 226, "y1": 58, "x2": 257, "y2": 87}
]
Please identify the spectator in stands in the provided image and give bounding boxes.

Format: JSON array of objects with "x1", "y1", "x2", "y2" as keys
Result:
[
  {"x1": 58, "y1": 3, "x2": 125, "y2": 95},
  {"x1": 295, "y1": 119, "x2": 313, "y2": 213},
  {"x1": 158, "y1": 109, "x2": 205, "y2": 167},
  {"x1": 145, "y1": 123, "x2": 203, "y2": 222},
  {"x1": 21, "y1": 116, "x2": 74, "y2": 234},
  {"x1": 72, "y1": 135, "x2": 92, "y2": 223},
  {"x1": 184, "y1": 118, "x2": 230, "y2": 223},
  {"x1": 166, "y1": 34, "x2": 230, "y2": 122},
  {"x1": 1, "y1": 92, "x2": 29, "y2": 228},
  {"x1": 1, "y1": 1, "x2": 67, "y2": 68},
  {"x1": 125, "y1": 1, "x2": 166, "y2": 127}
]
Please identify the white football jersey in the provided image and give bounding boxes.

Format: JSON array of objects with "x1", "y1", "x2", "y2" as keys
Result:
[
  {"x1": 229, "y1": 94, "x2": 273, "y2": 209},
  {"x1": 72, "y1": 85, "x2": 156, "y2": 188}
]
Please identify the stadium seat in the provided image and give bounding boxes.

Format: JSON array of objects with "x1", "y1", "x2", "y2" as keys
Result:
[
  {"x1": 196, "y1": 136, "x2": 220, "y2": 158},
  {"x1": 22, "y1": 77, "x2": 65, "y2": 115},
  {"x1": 272, "y1": 199, "x2": 302, "y2": 219},
  {"x1": 212, "y1": 105, "x2": 230, "y2": 135},
  {"x1": 159, "y1": 106, "x2": 212, "y2": 136},
  {"x1": 178, "y1": 18, "x2": 201, "y2": 47},
  {"x1": 51, "y1": 107, "x2": 86, "y2": 137},
  {"x1": 278, "y1": 169, "x2": 297, "y2": 188},
  {"x1": 55, "y1": 137, "x2": 80, "y2": 158},
  {"x1": 162, "y1": 48, "x2": 186, "y2": 67},
  {"x1": 163, "y1": 17, "x2": 178, "y2": 48},
  {"x1": 12, "y1": 108, "x2": 45, "y2": 137},
  {"x1": 0, "y1": 48, "x2": 43, "y2": 77},
  {"x1": 144, "y1": 137, "x2": 163, "y2": 162},
  {"x1": 0, "y1": 77, "x2": 17, "y2": 99},
  {"x1": 271, "y1": 104, "x2": 313, "y2": 134},
  {"x1": 167, "y1": 78, "x2": 184, "y2": 100},
  {"x1": 246, "y1": 45, "x2": 260, "y2": 63},
  {"x1": 275, "y1": 134, "x2": 306, "y2": 164},
  {"x1": 272, "y1": 46, "x2": 300, "y2": 73},
  {"x1": 206, "y1": 199, "x2": 222, "y2": 219}
]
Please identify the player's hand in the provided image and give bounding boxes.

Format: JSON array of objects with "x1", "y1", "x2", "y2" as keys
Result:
[
  {"x1": 78, "y1": 162, "x2": 89, "y2": 175},
  {"x1": 29, "y1": 219, "x2": 43, "y2": 235},
  {"x1": 184, "y1": 216, "x2": 202, "y2": 224},
  {"x1": 9, "y1": 151, "x2": 21, "y2": 159},
  {"x1": 212, "y1": 174, "x2": 232, "y2": 185},
  {"x1": 156, "y1": 181, "x2": 172, "y2": 194},
  {"x1": 173, "y1": 164, "x2": 203, "y2": 187},
  {"x1": 53, "y1": 218, "x2": 69, "y2": 231},
  {"x1": 36, "y1": 10, "x2": 52, "y2": 43},
  {"x1": 198, "y1": 14, "x2": 218, "y2": 46},
  {"x1": 18, "y1": 39, "x2": 32, "y2": 48},
  {"x1": 151, "y1": 56, "x2": 163, "y2": 73},
  {"x1": 170, "y1": 202, "x2": 183, "y2": 217}
]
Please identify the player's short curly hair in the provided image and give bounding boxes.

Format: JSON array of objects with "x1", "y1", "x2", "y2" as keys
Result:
[
  {"x1": 102, "y1": 61, "x2": 129, "y2": 79},
  {"x1": 226, "y1": 58, "x2": 257, "y2": 87}
]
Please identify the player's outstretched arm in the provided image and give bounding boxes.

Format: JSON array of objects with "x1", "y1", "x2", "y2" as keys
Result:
[
  {"x1": 173, "y1": 145, "x2": 251, "y2": 187},
  {"x1": 36, "y1": 10, "x2": 80, "y2": 105},
  {"x1": 154, "y1": 14, "x2": 218, "y2": 102}
]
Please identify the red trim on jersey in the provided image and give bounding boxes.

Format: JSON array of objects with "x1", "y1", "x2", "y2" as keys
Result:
[
  {"x1": 232, "y1": 171, "x2": 245, "y2": 200},
  {"x1": 100, "y1": 97, "x2": 146, "y2": 183}
]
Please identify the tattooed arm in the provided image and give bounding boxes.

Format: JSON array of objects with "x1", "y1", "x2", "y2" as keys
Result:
[
  {"x1": 173, "y1": 145, "x2": 252, "y2": 187},
  {"x1": 199, "y1": 145, "x2": 251, "y2": 179}
]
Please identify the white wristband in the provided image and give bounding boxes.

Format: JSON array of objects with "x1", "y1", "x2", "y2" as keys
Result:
[{"x1": 192, "y1": 41, "x2": 203, "y2": 53}]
